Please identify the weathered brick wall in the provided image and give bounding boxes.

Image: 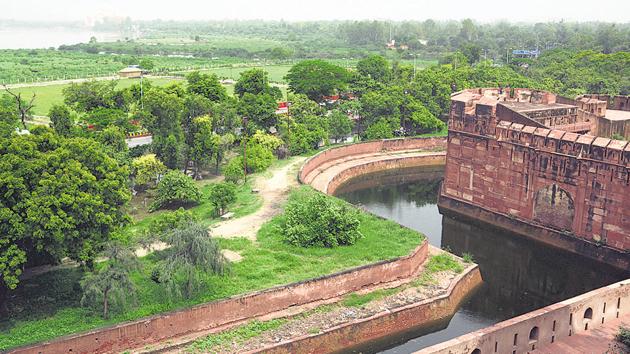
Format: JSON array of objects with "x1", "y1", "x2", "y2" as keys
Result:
[
  {"x1": 442, "y1": 106, "x2": 630, "y2": 252},
  {"x1": 11, "y1": 242, "x2": 428, "y2": 354}
]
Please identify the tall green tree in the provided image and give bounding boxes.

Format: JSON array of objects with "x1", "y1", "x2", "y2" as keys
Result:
[
  {"x1": 0, "y1": 132, "x2": 130, "y2": 297},
  {"x1": 234, "y1": 68, "x2": 282, "y2": 99},
  {"x1": 328, "y1": 110, "x2": 354, "y2": 143},
  {"x1": 63, "y1": 80, "x2": 118, "y2": 112},
  {"x1": 186, "y1": 71, "x2": 227, "y2": 102},
  {"x1": 188, "y1": 116, "x2": 220, "y2": 178},
  {"x1": 142, "y1": 90, "x2": 185, "y2": 168},
  {"x1": 0, "y1": 95, "x2": 19, "y2": 137},
  {"x1": 285, "y1": 60, "x2": 349, "y2": 101},
  {"x1": 99, "y1": 125, "x2": 128, "y2": 154},
  {"x1": 48, "y1": 105, "x2": 75, "y2": 137},
  {"x1": 238, "y1": 93, "x2": 278, "y2": 129},
  {"x1": 356, "y1": 55, "x2": 391, "y2": 82}
]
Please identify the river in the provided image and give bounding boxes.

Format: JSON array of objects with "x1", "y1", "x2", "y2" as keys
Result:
[
  {"x1": 334, "y1": 166, "x2": 629, "y2": 353},
  {"x1": 0, "y1": 27, "x2": 121, "y2": 49}
]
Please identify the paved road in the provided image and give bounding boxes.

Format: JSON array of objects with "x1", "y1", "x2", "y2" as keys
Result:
[{"x1": 126, "y1": 135, "x2": 153, "y2": 148}]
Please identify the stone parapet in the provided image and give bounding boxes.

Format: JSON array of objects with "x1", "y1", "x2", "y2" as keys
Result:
[{"x1": 416, "y1": 278, "x2": 630, "y2": 354}]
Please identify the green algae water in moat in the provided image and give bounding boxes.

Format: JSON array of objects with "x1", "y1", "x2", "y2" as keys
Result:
[{"x1": 334, "y1": 166, "x2": 629, "y2": 353}]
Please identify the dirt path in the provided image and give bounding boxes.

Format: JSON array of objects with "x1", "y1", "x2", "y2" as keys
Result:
[{"x1": 210, "y1": 156, "x2": 306, "y2": 240}]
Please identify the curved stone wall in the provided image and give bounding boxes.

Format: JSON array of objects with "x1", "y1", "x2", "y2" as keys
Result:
[{"x1": 300, "y1": 137, "x2": 447, "y2": 194}]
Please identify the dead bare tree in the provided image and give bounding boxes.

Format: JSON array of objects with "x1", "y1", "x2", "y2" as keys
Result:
[{"x1": 3, "y1": 85, "x2": 36, "y2": 130}]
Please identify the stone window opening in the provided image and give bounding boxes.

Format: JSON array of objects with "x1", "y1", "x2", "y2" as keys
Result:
[
  {"x1": 584, "y1": 307, "x2": 593, "y2": 330},
  {"x1": 513, "y1": 333, "x2": 518, "y2": 346},
  {"x1": 529, "y1": 326, "x2": 539, "y2": 342},
  {"x1": 471, "y1": 349, "x2": 481, "y2": 354}
]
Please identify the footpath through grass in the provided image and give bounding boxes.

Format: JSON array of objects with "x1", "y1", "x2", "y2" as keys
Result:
[{"x1": 0, "y1": 186, "x2": 423, "y2": 350}]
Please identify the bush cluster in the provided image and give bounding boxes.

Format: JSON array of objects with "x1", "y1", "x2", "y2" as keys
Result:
[
  {"x1": 283, "y1": 190, "x2": 363, "y2": 247},
  {"x1": 150, "y1": 170, "x2": 202, "y2": 211},
  {"x1": 617, "y1": 326, "x2": 630, "y2": 347}
]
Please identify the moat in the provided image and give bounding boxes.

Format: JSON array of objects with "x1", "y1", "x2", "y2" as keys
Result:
[{"x1": 334, "y1": 166, "x2": 629, "y2": 353}]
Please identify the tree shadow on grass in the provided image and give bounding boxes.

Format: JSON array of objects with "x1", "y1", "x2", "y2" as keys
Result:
[{"x1": 0, "y1": 267, "x2": 83, "y2": 332}]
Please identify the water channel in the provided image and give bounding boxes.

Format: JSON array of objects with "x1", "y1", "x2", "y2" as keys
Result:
[{"x1": 334, "y1": 166, "x2": 629, "y2": 353}]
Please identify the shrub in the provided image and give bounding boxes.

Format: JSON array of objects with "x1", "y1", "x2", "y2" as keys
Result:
[
  {"x1": 283, "y1": 191, "x2": 363, "y2": 247},
  {"x1": 208, "y1": 182, "x2": 237, "y2": 216},
  {"x1": 223, "y1": 157, "x2": 245, "y2": 184},
  {"x1": 148, "y1": 208, "x2": 197, "y2": 236},
  {"x1": 246, "y1": 143, "x2": 274, "y2": 173},
  {"x1": 157, "y1": 222, "x2": 229, "y2": 299},
  {"x1": 150, "y1": 170, "x2": 202, "y2": 211},
  {"x1": 616, "y1": 326, "x2": 630, "y2": 346},
  {"x1": 365, "y1": 119, "x2": 394, "y2": 140},
  {"x1": 132, "y1": 154, "x2": 167, "y2": 189}
]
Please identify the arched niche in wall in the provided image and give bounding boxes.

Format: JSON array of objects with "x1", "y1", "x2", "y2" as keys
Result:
[{"x1": 533, "y1": 184, "x2": 575, "y2": 231}]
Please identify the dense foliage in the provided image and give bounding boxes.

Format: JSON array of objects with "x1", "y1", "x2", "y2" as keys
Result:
[
  {"x1": 283, "y1": 189, "x2": 363, "y2": 248},
  {"x1": 131, "y1": 154, "x2": 167, "y2": 189},
  {"x1": 0, "y1": 131, "x2": 130, "y2": 291},
  {"x1": 208, "y1": 182, "x2": 237, "y2": 216},
  {"x1": 285, "y1": 60, "x2": 349, "y2": 101},
  {"x1": 150, "y1": 170, "x2": 202, "y2": 211}
]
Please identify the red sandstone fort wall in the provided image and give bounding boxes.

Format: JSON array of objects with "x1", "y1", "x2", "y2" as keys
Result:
[{"x1": 441, "y1": 100, "x2": 630, "y2": 252}]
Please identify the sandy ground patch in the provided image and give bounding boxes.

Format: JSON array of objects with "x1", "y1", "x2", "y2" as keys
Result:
[{"x1": 210, "y1": 157, "x2": 306, "y2": 240}]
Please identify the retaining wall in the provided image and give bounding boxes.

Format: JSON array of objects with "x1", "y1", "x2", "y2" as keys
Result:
[
  {"x1": 299, "y1": 137, "x2": 447, "y2": 185},
  {"x1": 416, "y1": 278, "x2": 630, "y2": 354},
  {"x1": 325, "y1": 154, "x2": 445, "y2": 195},
  {"x1": 249, "y1": 264, "x2": 482, "y2": 354},
  {"x1": 11, "y1": 243, "x2": 428, "y2": 354}
]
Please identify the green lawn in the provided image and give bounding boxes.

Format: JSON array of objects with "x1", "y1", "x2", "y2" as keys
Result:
[
  {"x1": 194, "y1": 64, "x2": 293, "y2": 83},
  {"x1": 9, "y1": 77, "x2": 184, "y2": 116},
  {"x1": 0, "y1": 186, "x2": 423, "y2": 350},
  {"x1": 10, "y1": 76, "x2": 288, "y2": 117},
  {"x1": 125, "y1": 177, "x2": 263, "y2": 240}
]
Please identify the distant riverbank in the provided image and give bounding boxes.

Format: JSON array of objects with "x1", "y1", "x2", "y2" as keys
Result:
[{"x1": 0, "y1": 27, "x2": 121, "y2": 49}]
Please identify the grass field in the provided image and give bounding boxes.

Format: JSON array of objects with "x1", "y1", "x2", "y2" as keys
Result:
[
  {"x1": 8, "y1": 75, "x2": 289, "y2": 117},
  {"x1": 0, "y1": 186, "x2": 423, "y2": 350},
  {"x1": 8, "y1": 77, "x2": 184, "y2": 116},
  {"x1": 186, "y1": 64, "x2": 293, "y2": 83}
]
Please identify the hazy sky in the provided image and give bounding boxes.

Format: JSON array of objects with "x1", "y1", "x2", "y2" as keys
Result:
[{"x1": 3, "y1": 0, "x2": 630, "y2": 23}]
